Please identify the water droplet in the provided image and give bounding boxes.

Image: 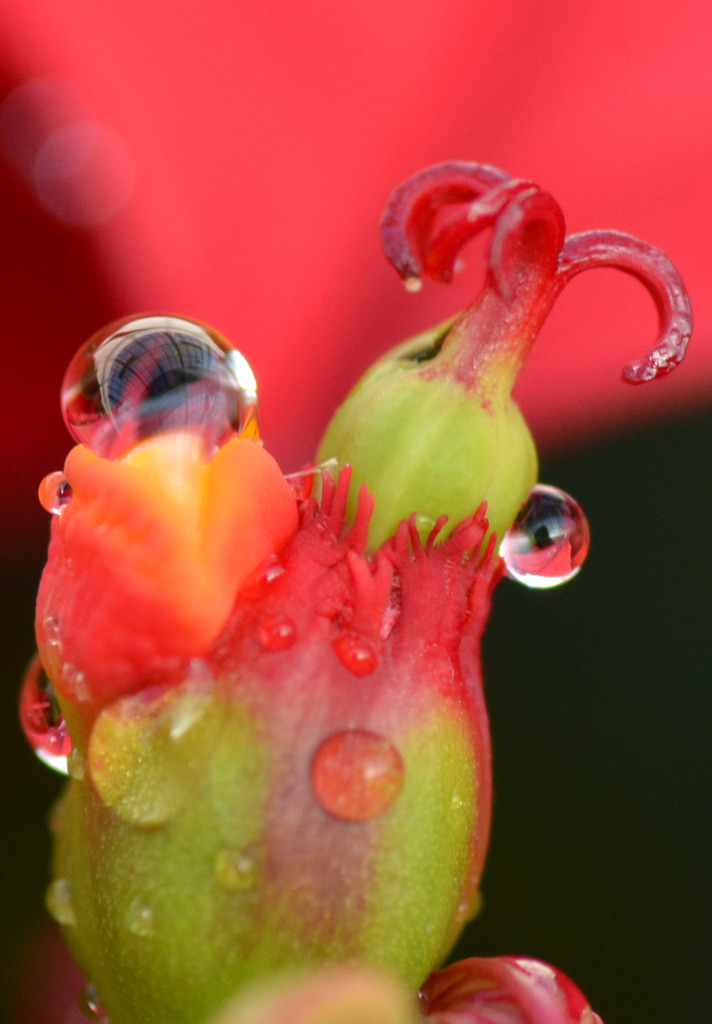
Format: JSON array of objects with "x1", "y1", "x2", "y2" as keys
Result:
[
  {"x1": 258, "y1": 614, "x2": 296, "y2": 651},
  {"x1": 79, "y1": 982, "x2": 109, "y2": 1022},
  {"x1": 19, "y1": 656, "x2": 71, "y2": 774},
  {"x1": 67, "y1": 748, "x2": 85, "y2": 780},
  {"x1": 213, "y1": 848, "x2": 259, "y2": 891},
  {"x1": 500, "y1": 484, "x2": 590, "y2": 589},
  {"x1": 415, "y1": 512, "x2": 437, "y2": 534},
  {"x1": 38, "y1": 471, "x2": 73, "y2": 515},
  {"x1": 404, "y1": 276, "x2": 423, "y2": 293},
  {"x1": 42, "y1": 615, "x2": 61, "y2": 647},
  {"x1": 311, "y1": 729, "x2": 404, "y2": 821},
  {"x1": 284, "y1": 457, "x2": 338, "y2": 500},
  {"x1": 333, "y1": 634, "x2": 378, "y2": 677},
  {"x1": 62, "y1": 662, "x2": 89, "y2": 702},
  {"x1": 46, "y1": 878, "x2": 76, "y2": 925},
  {"x1": 125, "y1": 899, "x2": 154, "y2": 937},
  {"x1": 61, "y1": 315, "x2": 259, "y2": 460},
  {"x1": 262, "y1": 556, "x2": 285, "y2": 583},
  {"x1": 454, "y1": 890, "x2": 483, "y2": 924}
]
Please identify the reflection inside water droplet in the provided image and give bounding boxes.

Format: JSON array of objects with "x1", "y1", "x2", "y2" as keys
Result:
[
  {"x1": 500, "y1": 484, "x2": 590, "y2": 589},
  {"x1": 311, "y1": 729, "x2": 404, "y2": 821},
  {"x1": 61, "y1": 315, "x2": 259, "y2": 459},
  {"x1": 19, "y1": 656, "x2": 71, "y2": 774}
]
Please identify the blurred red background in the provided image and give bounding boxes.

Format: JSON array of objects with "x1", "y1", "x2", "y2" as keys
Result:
[{"x1": 1, "y1": 3, "x2": 709, "y2": 1023}]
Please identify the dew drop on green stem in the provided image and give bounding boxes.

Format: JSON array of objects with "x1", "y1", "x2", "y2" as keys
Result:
[
  {"x1": 61, "y1": 314, "x2": 259, "y2": 459},
  {"x1": 499, "y1": 484, "x2": 590, "y2": 589}
]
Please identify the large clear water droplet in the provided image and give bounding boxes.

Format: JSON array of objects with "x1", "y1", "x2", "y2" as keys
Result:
[
  {"x1": 61, "y1": 314, "x2": 259, "y2": 459},
  {"x1": 311, "y1": 729, "x2": 404, "y2": 821},
  {"x1": 500, "y1": 484, "x2": 590, "y2": 589},
  {"x1": 19, "y1": 655, "x2": 71, "y2": 774}
]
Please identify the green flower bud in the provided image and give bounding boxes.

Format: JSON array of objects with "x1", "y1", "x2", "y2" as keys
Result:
[{"x1": 318, "y1": 162, "x2": 692, "y2": 549}]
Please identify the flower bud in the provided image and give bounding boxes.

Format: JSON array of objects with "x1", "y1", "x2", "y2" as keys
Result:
[{"x1": 319, "y1": 162, "x2": 692, "y2": 549}]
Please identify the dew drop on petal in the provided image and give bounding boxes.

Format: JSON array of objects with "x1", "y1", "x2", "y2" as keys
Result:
[
  {"x1": 79, "y1": 983, "x2": 109, "y2": 1022},
  {"x1": 125, "y1": 899, "x2": 154, "y2": 937},
  {"x1": 46, "y1": 878, "x2": 76, "y2": 926},
  {"x1": 500, "y1": 484, "x2": 590, "y2": 589},
  {"x1": 213, "y1": 848, "x2": 258, "y2": 891},
  {"x1": 258, "y1": 614, "x2": 297, "y2": 652},
  {"x1": 333, "y1": 634, "x2": 378, "y2": 677},
  {"x1": 38, "y1": 471, "x2": 73, "y2": 515},
  {"x1": 311, "y1": 729, "x2": 404, "y2": 821},
  {"x1": 61, "y1": 315, "x2": 259, "y2": 459},
  {"x1": 19, "y1": 656, "x2": 71, "y2": 775}
]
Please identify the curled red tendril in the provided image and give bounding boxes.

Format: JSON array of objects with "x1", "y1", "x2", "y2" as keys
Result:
[{"x1": 381, "y1": 161, "x2": 692, "y2": 384}]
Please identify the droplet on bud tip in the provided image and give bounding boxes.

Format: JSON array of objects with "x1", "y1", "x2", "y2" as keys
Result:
[
  {"x1": 403, "y1": 276, "x2": 423, "y2": 293},
  {"x1": 61, "y1": 315, "x2": 259, "y2": 460}
]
